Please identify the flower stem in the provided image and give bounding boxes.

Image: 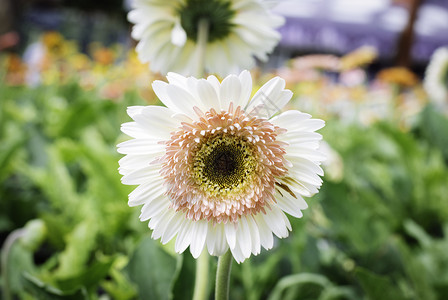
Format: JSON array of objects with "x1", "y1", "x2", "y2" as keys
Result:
[
  {"x1": 196, "y1": 18, "x2": 209, "y2": 78},
  {"x1": 215, "y1": 251, "x2": 233, "y2": 300},
  {"x1": 192, "y1": 251, "x2": 209, "y2": 300}
]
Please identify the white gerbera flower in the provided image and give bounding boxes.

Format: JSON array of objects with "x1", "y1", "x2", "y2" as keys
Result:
[
  {"x1": 424, "y1": 47, "x2": 448, "y2": 105},
  {"x1": 118, "y1": 71, "x2": 325, "y2": 263},
  {"x1": 128, "y1": 0, "x2": 284, "y2": 76}
]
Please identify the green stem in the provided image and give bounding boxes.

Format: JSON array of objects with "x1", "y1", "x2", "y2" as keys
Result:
[
  {"x1": 215, "y1": 251, "x2": 233, "y2": 300},
  {"x1": 196, "y1": 18, "x2": 209, "y2": 78},
  {"x1": 192, "y1": 252, "x2": 209, "y2": 300}
]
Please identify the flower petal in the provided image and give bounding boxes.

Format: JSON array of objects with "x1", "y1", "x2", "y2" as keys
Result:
[
  {"x1": 190, "y1": 220, "x2": 208, "y2": 258},
  {"x1": 219, "y1": 74, "x2": 242, "y2": 110}
]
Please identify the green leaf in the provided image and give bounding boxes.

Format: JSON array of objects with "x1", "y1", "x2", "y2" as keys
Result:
[
  {"x1": 267, "y1": 273, "x2": 331, "y2": 300},
  {"x1": 56, "y1": 256, "x2": 115, "y2": 291},
  {"x1": 22, "y1": 272, "x2": 88, "y2": 300},
  {"x1": 125, "y1": 236, "x2": 182, "y2": 300},
  {"x1": 403, "y1": 219, "x2": 431, "y2": 248},
  {"x1": 4, "y1": 234, "x2": 35, "y2": 295},
  {"x1": 0, "y1": 127, "x2": 25, "y2": 179},
  {"x1": 418, "y1": 104, "x2": 448, "y2": 161},
  {"x1": 54, "y1": 221, "x2": 97, "y2": 278},
  {"x1": 356, "y1": 268, "x2": 406, "y2": 300},
  {"x1": 101, "y1": 256, "x2": 138, "y2": 300},
  {"x1": 397, "y1": 241, "x2": 436, "y2": 300},
  {"x1": 172, "y1": 252, "x2": 196, "y2": 300}
]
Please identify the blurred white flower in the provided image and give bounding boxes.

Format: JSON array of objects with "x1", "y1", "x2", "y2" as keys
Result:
[
  {"x1": 128, "y1": 0, "x2": 284, "y2": 76},
  {"x1": 118, "y1": 71, "x2": 325, "y2": 263},
  {"x1": 319, "y1": 141, "x2": 343, "y2": 182},
  {"x1": 424, "y1": 47, "x2": 448, "y2": 106}
]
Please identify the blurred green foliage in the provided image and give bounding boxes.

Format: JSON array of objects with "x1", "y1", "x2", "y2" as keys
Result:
[{"x1": 1, "y1": 78, "x2": 448, "y2": 300}]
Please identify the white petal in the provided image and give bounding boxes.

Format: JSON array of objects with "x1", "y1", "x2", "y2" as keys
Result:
[
  {"x1": 117, "y1": 139, "x2": 165, "y2": 155},
  {"x1": 236, "y1": 217, "x2": 252, "y2": 258},
  {"x1": 284, "y1": 147, "x2": 327, "y2": 162},
  {"x1": 175, "y1": 219, "x2": 194, "y2": 253},
  {"x1": 127, "y1": 106, "x2": 145, "y2": 118},
  {"x1": 166, "y1": 72, "x2": 189, "y2": 90},
  {"x1": 197, "y1": 79, "x2": 221, "y2": 111},
  {"x1": 280, "y1": 132, "x2": 322, "y2": 145},
  {"x1": 152, "y1": 81, "x2": 176, "y2": 110},
  {"x1": 237, "y1": 70, "x2": 253, "y2": 108},
  {"x1": 207, "y1": 223, "x2": 228, "y2": 256},
  {"x1": 206, "y1": 75, "x2": 221, "y2": 94},
  {"x1": 287, "y1": 167, "x2": 323, "y2": 186},
  {"x1": 161, "y1": 213, "x2": 184, "y2": 244},
  {"x1": 254, "y1": 213, "x2": 274, "y2": 249},
  {"x1": 294, "y1": 119, "x2": 326, "y2": 132},
  {"x1": 152, "y1": 209, "x2": 176, "y2": 240},
  {"x1": 270, "y1": 110, "x2": 311, "y2": 128},
  {"x1": 224, "y1": 222, "x2": 237, "y2": 249},
  {"x1": 247, "y1": 77, "x2": 291, "y2": 118},
  {"x1": 171, "y1": 20, "x2": 187, "y2": 47},
  {"x1": 229, "y1": 241, "x2": 247, "y2": 264},
  {"x1": 121, "y1": 164, "x2": 160, "y2": 185},
  {"x1": 128, "y1": 178, "x2": 165, "y2": 207},
  {"x1": 153, "y1": 79, "x2": 204, "y2": 118},
  {"x1": 274, "y1": 114, "x2": 325, "y2": 133},
  {"x1": 246, "y1": 216, "x2": 261, "y2": 255},
  {"x1": 140, "y1": 195, "x2": 169, "y2": 221},
  {"x1": 206, "y1": 224, "x2": 217, "y2": 254},
  {"x1": 219, "y1": 75, "x2": 242, "y2": 110},
  {"x1": 276, "y1": 191, "x2": 307, "y2": 218},
  {"x1": 190, "y1": 221, "x2": 208, "y2": 258},
  {"x1": 262, "y1": 207, "x2": 290, "y2": 238},
  {"x1": 118, "y1": 154, "x2": 160, "y2": 176},
  {"x1": 132, "y1": 106, "x2": 180, "y2": 139},
  {"x1": 121, "y1": 122, "x2": 152, "y2": 139},
  {"x1": 286, "y1": 155, "x2": 325, "y2": 176},
  {"x1": 166, "y1": 84, "x2": 202, "y2": 118},
  {"x1": 278, "y1": 177, "x2": 313, "y2": 198}
]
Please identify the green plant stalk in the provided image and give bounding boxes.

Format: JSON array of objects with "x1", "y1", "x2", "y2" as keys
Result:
[
  {"x1": 192, "y1": 252, "x2": 209, "y2": 300},
  {"x1": 215, "y1": 251, "x2": 233, "y2": 300},
  {"x1": 196, "y1": 18, "x2": 209, "y2": 78}
]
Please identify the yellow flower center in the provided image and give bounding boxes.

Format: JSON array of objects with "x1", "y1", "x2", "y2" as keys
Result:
[{"x1": 193, "y1": 134, "x2": 257, "y2": 197}]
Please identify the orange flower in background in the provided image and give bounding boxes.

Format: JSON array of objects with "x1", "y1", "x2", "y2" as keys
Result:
[
  {"x1": 2, "y1": 53, "x2": 26, "y2": 85},
  {"x1": 92, "y1": 47, "x2": 116, "y2": 66},
  {"x1": 5, "y1": 53, "x2": 24, "y2": 73},
  {"x1": 376, "y1": 67, "x2": 419, "y2": 87}
]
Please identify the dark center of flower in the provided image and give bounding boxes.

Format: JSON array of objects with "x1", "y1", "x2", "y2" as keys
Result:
[
  {"x1": 178, "y1": 0, "x2": 235, "y2": 43},
  {"x1": 193, "y1": 135, "x2": 256, "y2": 194}
]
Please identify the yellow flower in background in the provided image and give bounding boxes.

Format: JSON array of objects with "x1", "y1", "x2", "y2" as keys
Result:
[
  {"x1": 42, "y1": 31, "x2": 64, "y2": 52},
  {"x1": 69, "y1": 53, "x2": 92, "y2": 72},
  {"x1": 118, "y1": 71, "x2": 325, "y2": 263},
  {"x1": 339, "y1": 46, "x2": 378, "y2": 71}
]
